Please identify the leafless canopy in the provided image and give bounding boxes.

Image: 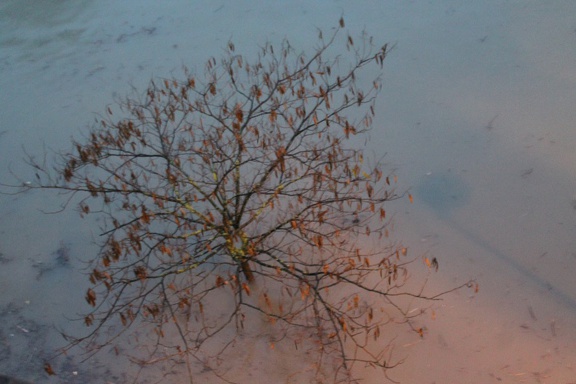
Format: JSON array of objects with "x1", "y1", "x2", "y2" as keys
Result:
[{"x1": 26, "y1": 19, "x2": 474, "y2": 383}]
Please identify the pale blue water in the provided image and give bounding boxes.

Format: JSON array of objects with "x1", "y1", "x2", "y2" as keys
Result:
[{"x1": 1, "y1": 1, "x2": 576, "y2": 383}]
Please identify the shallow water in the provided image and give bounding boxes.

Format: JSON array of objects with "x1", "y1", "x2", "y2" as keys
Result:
[{"x1": 1, "y1": 1, "x2": 576, "y2": 383}]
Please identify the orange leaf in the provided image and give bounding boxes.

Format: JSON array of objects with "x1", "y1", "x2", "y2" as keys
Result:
[
  {"x1": 314, "y1": 235, "x2": 323, "y2": 248},
  {"x1": 339, "y1": 317, "x2": 348, "y2": 332},
  {"x1": 263, "y1": 293, "x2": 272, "y2": 309},
  {"x1": 86, "y1": 289, "x2": 96, "y2": 307},
  {"x1": 300, "y1": 284, "x2": 310, "y2": 300},
  {"x1": 44, "y1": 363, "x2": 56, "y2": 376},
  {"x1": 141, "y1": 206, "x2": 150, "y2": 224},
  {"x1": 235, "y1": 107, "x2": 244, "y2": 123},
  {"x1": 242, "y1": 282, "x2": 251, "y2": 296}
]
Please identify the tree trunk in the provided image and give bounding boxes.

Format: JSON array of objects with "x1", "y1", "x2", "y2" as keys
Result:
[{"x1": 240, "y1": 260, "x2": 255, "y2": 283}]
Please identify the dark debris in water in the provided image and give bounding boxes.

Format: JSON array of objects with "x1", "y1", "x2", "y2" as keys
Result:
[
  {"x1": 53, "y1": 243, "x2": 71, "y2": 266},
  {"x1": 31, "y1": 242, "x2": 72, "y2": 280},
  {"x1": 0, "y1": 300, "x2": 112, "y2": 384},
  {"x1": 0, "y1": 253, "x2": 12, "y2": 264}
]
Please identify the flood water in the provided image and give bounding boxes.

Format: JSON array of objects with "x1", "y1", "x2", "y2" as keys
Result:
[{"x1": 1, "y1": 1, "x2": 576, "y2": 383}]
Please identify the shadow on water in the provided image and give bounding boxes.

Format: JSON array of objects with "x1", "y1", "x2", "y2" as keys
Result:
[
  {"x1": 0, "y1": 375, "x2": 32, "y2": 384},
  {"x1": 415, "y1": 170, "x2": 576, "y2": 311}
]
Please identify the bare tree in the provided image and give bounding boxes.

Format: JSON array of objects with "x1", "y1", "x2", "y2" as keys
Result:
[{"x1": 23, "y1": 19, "x2": 474, "y2": 383}]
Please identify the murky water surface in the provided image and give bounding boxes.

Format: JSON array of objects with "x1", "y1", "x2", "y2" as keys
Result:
[{"x1": 1, "y1": 1, "x2": 576, "y2": 383}]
